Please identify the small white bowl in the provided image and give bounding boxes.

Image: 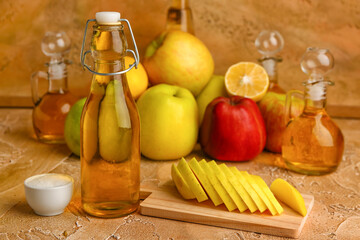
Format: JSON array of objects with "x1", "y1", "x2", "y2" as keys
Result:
[{"x1": 24, "y1": 173, "x2": 74, "y2": 216}]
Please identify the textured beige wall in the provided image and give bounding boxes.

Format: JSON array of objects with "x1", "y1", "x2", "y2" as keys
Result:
[{"x1": 1, "y1": 0, "x2": 359, "y2": 106}]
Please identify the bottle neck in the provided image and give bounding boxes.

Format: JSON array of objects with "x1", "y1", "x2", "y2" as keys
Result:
[
  {"x1": 259, "y1": 57, "x2": 284, "y2": 93},
  {"x1": 48, "y1": 60, "x2": 68, "y2": 93},
  {"x1": 90, "y1": 24, "x2": 128, "y2": 86},
  {"x1": 93, "y1": 60, "x2": 125, "y2": 81},
  {"x1": 166, "y1": 0, "x2": 194, "y2": 34},
  {"x1": 303, "y1": 79, "x2": 330, "y2": 113}
]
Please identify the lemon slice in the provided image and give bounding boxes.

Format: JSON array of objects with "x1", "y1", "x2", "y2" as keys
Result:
[{"x1": 225, "y1": 62, "x2": 269, "y2": 102}]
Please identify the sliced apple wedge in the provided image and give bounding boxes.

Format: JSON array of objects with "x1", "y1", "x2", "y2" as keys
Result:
[
  {"x1": 171, "y1": 164, "x2": 196, "y2": 199},
  {"x1": 270, "y1": 178, "x2": 307, "y2": 217},
  {"x1": 199, "y1": 160, "x2": 237, "y2": 212},
  {"x1": 188, "y1": 158, "x2": 223, "y2": 206},
  {"x1": 252, "y1": 175, "x2": 283, "y2": 215},
  {"x1": 231, "y1": 168, "x2": 267, "y2": 213},
  {"x1": 219, "y1": 164, "x2": 258, "y2": 213},
  {"x1": 208, "y1": 161, "x2": 248, "y2": 212},
  {"x1": 177, "y1": 158, "x2": 208, "y2": 202},
  {"x1": 240, "y1": 171, "x2": 277, "y2": 215},
  {"x1": 170, "y1": 158, "x2": 289, "y2": 217}
]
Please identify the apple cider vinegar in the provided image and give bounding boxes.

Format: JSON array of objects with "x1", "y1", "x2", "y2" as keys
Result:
[
  {"x1": 80, "y1": 12, "x2": 141, "y2": 217},
  {"x1": 31, "y1": 32, "x2": 78, "y2": 143},
  {"x1": 282, "y1": 108, "x2": 344, "y2": 175},
  {"x1": 282, "y1": 48, "x2": 344, "y2": 175},
  {"x1": 33, "y1": 91, "x2": 77, "y2": 143}
]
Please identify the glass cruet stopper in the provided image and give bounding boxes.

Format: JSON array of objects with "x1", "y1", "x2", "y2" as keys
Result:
[
  {"x1": 300, "y1": 47, "x2": 334, "y2": 81},
  {"x1": 255, "y1": 30, "x2": 284, "y2": 58},
  {"x1": 255, "y1": 30, "x2": 284, "y2": 92},
  {"x1": 41, "y1": 32, "x2": 71, "y2": 80},
  {"x1": 42, "y1": 32, "x2": 71, "y2": 62},
  {"x1": 300, "y1": 47, "x2": 334, "y2": 103}
]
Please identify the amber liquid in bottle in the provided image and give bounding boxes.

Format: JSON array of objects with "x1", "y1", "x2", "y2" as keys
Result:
[
  {"x1": 166, "y1": 0, "x2": 194, "y2": 34},
  {"x1": 32, "y1": 78, "x2": 78, "y2": 143},
  {"x1": 80, "y1": 24, "x2": 140, "y2": 218},
  {"x1": 282, "y1": 84, "x2": 344, "y2": 175}
]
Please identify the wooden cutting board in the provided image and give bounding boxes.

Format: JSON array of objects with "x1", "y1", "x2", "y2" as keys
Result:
[{"x1": 140, "y1": 183, "x2": 314, "y2": 238}]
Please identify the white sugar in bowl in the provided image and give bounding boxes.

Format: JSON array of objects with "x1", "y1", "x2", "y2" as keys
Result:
[{"x1": 24, "y1": 173, "x2": 74, "y2": 216}]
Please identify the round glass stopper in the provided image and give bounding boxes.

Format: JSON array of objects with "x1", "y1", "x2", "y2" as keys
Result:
[
  {"x1": 300, "y1": 47, "x2": 334, "y2": 77},
  {"x1": 255, "y1": 30, "x2": 284, "y2": 57},
  {"x1": 41, "y1": 32, "x2": 71, "y2": 58}
]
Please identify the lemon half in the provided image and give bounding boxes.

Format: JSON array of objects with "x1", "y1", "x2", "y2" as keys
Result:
[{"x1": 225, "y1": 62, "x2": 269, "y2": 102}]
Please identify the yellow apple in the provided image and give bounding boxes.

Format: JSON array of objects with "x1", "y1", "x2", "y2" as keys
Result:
[
  {"x1": 143, "y1": 30, "x2": 214, "y2": 96},
  {"x1": 137, "y1": 84, "x2": 198, "y2": 160},
  {"x1": 196, "y1": 75, "x2": 228, "y2": 124}
]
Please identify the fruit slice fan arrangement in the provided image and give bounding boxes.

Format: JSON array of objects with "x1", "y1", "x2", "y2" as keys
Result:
[{"x1": 171, "y1": 158, "x2": 307, "y2": 217}]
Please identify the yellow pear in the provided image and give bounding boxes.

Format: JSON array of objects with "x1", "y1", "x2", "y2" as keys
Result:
[{"x1": 98, "y1": 80, "x2": 132, "y2": 162}]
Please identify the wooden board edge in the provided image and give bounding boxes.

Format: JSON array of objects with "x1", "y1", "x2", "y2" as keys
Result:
[
  {"x1": 140, "y1": 192, "x2": 314, "y2": 238},
  {"x1": 140, "y1": 201, "x2": 298, "y2": 238}
]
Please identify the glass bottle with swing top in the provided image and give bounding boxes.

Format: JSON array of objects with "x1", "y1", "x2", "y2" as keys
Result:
[
  {"x1": 80, "y1": 12, "x2": 141, "y2": 217},
  {"x1": 282, "y1": 47, "x2": 344, "y2": 175}
]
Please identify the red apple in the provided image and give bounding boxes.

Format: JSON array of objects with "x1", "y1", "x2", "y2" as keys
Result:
[
  {"x1": 200, "y1": 96, "x2": 266, "y2": 161},
  {"x1": 258, "y1": 92, "x2": 304, "y2": 153}
]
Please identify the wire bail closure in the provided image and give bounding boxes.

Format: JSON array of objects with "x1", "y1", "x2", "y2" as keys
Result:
[{"x1": 80, "y1": 19, "x2": 140, "y2": 76}]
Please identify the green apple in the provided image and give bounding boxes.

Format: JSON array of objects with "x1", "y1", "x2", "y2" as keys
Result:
[
  {"x1": 196, "y1": 75, "x2": 228, "y2": 124},
  {"x1": 64, "y1": 97, "x2": 86, "y2": 156},
  {"x1": 143, "y1": 30, "x2": 214, "y2": 96},
  {"x1": 137, "y1": 84, "x2": 198, "y2": 160}
]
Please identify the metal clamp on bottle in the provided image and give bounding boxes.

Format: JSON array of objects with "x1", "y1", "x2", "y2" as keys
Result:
[{"x1": 80, "y1": 16, "x2": 140, "y2": 76}]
